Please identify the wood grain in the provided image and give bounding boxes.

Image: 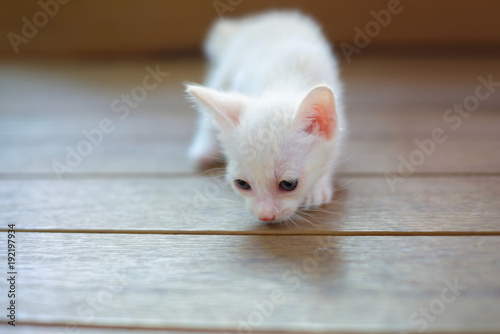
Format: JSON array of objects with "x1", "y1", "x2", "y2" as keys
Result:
[
  {"x1": 1, "y1": 233, "x2": 499, "y2": 332},
  {"x1": 1, "y1": 177, "x2": 499, "y2": 233}
]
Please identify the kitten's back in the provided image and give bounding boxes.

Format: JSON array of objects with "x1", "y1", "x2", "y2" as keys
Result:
[
  {"x1": 204, "y1": 11, "x2": 340, "y2": 98},
  {"x1": 205, "y1": 11, "x2": 327, "y2": 64}
]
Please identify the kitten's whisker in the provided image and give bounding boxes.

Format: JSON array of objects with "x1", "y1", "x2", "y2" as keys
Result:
[
  {"x1": 331, "y1": 195, "x2": 350, "y2": 203},
  {"x1": 209, "y1": 198, "x2": 241, "y2": 203},
  {"x1": 199, "y1": 201, "x2": 239, "y2": 208},
  {"x1": 335, "y1": 150, "x2": 358, "y2": 164},
  {"x1": 333, "y1": 178, "x2": 355, "y2": 191},
  {"x1": 295, "y1": 211, "x2": 321, "y2": 230},
  {"x1": 288, "y1": 216, "x2": 305, "y2": 233},
  {"x1": 296, "y1": 213, "x2": 317, "y2": 231},
  {"x1": 195, "y1": 167, "x2": 227, "y2": 177},
  {"x1": 296, "y1": 210, "x2": 321, "y2": 223},
  {"x1": 303, "y1": 207, "x2": 342, "y2": 216},
  {"x1": 293, "y1": 221, "x2": 302, "y2": 232},
  {"x1": 219, "y1": 209, "x2": 249, "y2": 222}
]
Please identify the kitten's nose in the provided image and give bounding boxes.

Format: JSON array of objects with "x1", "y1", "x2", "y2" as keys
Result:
[{"x1": 259, "y1": 215, "x2": 275, "y2": 222}]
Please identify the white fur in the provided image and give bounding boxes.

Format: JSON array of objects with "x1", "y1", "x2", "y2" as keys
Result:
[{"x1": 186, "y1": 11, "x2": 346, "y2": 222}]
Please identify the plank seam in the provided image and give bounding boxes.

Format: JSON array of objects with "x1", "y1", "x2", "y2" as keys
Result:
[
  {"x1": 3, "y1": 321, "x2": 498, "y2": 334},
  {"x1": 2, "y1": 229, "x2": 500, "y2": 236}
]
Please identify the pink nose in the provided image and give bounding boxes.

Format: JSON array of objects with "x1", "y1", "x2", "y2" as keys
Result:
[{"x1": 259, "y1": 216, "x2": 275, "y2": 222}]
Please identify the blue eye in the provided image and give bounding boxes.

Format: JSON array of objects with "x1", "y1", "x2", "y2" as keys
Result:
[
  {"x1": 235, "y1": 179, "x2": 251, "y2": 190},
  {"x1": 279, "y1": 179, "x2": 298, "y2": 191}
]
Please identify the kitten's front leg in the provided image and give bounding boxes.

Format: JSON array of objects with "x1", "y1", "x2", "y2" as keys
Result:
[
  {"x1": 303, "y1": 175, "x2": 333, "y2": 209},
  {"x1": 189, "y1": 113, "x2": 222, "y2": 167}
]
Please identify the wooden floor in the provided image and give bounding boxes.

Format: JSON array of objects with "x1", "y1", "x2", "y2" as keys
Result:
[{"x1": 1, "y1": 54, "x2": 500, "y2": 333}]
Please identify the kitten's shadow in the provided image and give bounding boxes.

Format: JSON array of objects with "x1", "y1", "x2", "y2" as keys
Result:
[
  {"x1": 238, "y1": 183, "x2": 348, "y2": 282},
  {"x1": 237, "y1": 233, "x2": 342, "y2": 287}
]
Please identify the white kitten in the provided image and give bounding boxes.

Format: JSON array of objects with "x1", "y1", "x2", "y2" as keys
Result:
[{"x1": 186, "y1": 11, "x2": 345, "y2": 222}]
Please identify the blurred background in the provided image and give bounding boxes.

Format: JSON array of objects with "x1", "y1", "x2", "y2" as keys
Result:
[{"x1": 2, "y1": 0, "x2": 500, "y2": 58}]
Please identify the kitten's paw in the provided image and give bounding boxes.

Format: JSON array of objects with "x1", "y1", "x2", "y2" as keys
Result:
[{"x1": 303, "y1": 182, "x2": 333, "y2": 209}]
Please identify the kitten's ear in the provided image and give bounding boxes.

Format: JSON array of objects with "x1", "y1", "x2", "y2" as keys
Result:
[
  {"x1": 294, "y1": 85, "x2": 337, "y2": 139},
  {"x1": 186, "y1": 85, "x2": 247, "y2": 131}
]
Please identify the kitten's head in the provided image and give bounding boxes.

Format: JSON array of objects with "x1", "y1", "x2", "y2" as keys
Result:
[{"x1": 186, "y1": 84, "x2": 338, "y2": 222}]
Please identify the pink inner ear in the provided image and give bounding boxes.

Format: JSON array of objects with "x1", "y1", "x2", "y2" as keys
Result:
[{"x1": 306, "y1": 104, "x2": 336, "y2": 139}]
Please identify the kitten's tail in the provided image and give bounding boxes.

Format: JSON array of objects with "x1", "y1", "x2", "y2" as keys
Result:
[{"x1": 204, "y1": 18, "x2": 239, "y2": 63}]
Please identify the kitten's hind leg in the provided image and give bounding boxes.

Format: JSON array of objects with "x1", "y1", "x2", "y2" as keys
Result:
[
  {"x1": 189, "y1": 113, "x2": 222, "y2": 167},
  {"x1": 303, "y1": 175, "x2": 333, "y2": 209}
]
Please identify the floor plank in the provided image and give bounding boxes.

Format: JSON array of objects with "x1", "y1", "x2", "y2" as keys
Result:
[
  {"x1": 2, "y1": 233, "x2": 499, "y2": 332},
  {"x1": 1, "y1": 177, "x2": 499, "y2": 233},
  {"x1": 1, "y1": 140, "x2": 500, "y2": 175}
]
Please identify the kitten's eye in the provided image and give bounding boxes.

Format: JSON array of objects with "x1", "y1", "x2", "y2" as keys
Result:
[
  {"x1": 279, "y1": 179, "x2": 298, "y2": 191},
  {"x1": 234, "y1": 179, "x2": 251, "y2": 190}
]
